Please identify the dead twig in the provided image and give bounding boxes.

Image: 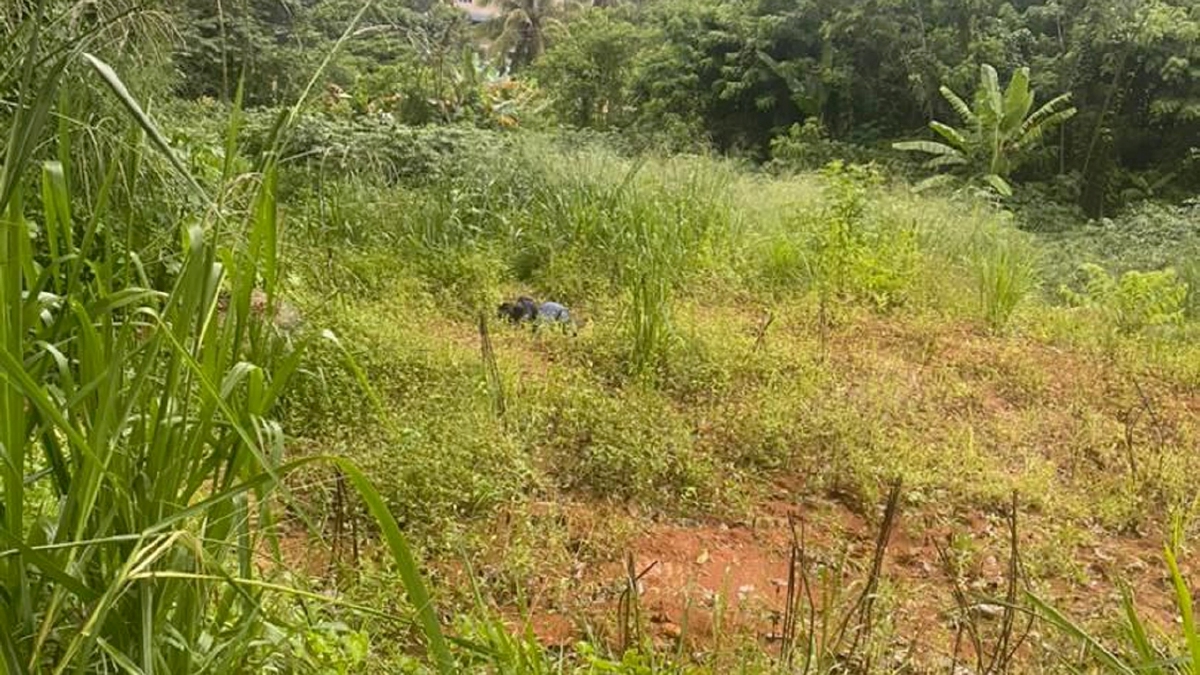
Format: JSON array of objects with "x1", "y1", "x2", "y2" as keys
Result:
[
  {"x1": 938, "y1": 491, "x2": 1035, "y2": 675},
  {"x1": 753, "y1": 310, "x2": 775, "y2": 353},
  {"x1": 617, "y1": 553, "x2": 658, "y2": 655},
  {"x1": 781, "y1": 514, "x2": 814, "y2": 671},
  {"x1": 1132, "y1": 376, "x2": 1167, "y2": 477},
  {"x1": 833, "y1": 479, "x2": 903, "y2": 669}
]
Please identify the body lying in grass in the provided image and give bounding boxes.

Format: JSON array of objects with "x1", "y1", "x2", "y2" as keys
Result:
[
  {"x1": 534, "y1": 301, "x2": 577, "y2": 335},
  {"x1": 497, "y1": 296, "x2": 537, "y2": 324},
  {"x1": 497, "y1": 297, "x2": 577, "y2": 335}
]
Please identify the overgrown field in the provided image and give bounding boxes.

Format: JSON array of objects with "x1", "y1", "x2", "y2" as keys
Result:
[
  {"x1": 247, "y1": 122, "x2": 1200, "y2": 671},
  {"x1": 5, "y1": 0, "x2": 1200, "y2": 671}
]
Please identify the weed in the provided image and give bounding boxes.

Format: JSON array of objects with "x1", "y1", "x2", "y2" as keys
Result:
[
  {"x1": 1032, "y1": 517, "x2": 1200, "y2": 674},
  {"x1": 135, "y1": 90, "x2": 1200, "y2": 673},
  {"x1": 970, "y1": 224, "x2": 1041, "y2": 332},
  {"x1": 0, "y1": 12, "x2": 457, "y2": 671},
  {"x1": 531, "y1": 380, "x2": 717, "y2": 505},
  {"x1": 1062, "y1": 264, "x2": 1188, "y2": 337}
]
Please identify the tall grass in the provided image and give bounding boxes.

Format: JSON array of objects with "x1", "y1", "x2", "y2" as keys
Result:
[
  {"x1": 290, "y1": 139, "x2": 739, "y2": 372},
  {"x1": 971, "y1": 225, "x2": 1040, "y2": 332},
  {"x1": 0, "y1": 4, "x2": 452, "y2": 672}
]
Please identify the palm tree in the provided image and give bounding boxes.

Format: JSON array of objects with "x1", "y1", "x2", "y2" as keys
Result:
[{"x1": 894, "y1": 63, "x2": 1077, "y2": 195}]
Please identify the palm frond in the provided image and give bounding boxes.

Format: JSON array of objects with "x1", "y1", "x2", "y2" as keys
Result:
[
  {"x1": 1001, "y1": 66, "x2": 1034, "y2": 135},
  {"x1": 1017, "y1": 93, "x2": 1075, "y2": 138},
  {"x1": 758, "y1": 50, "x2": 807, "y2": 99},
  {"x1": 984, "y1": 173, "x2": 1013, "y2": 196},
  {"x1": 913, "y1": 173, "x2": 958, "y2": 192},
  {"x1": 929, "y1": 121, "x2": 969, "y2": 152},
  {"x1": 1014, "y1": 106, "x2": 1076, "y2": 149},
  {"x1": 925, "y1": 153, "x2": 969, "y2": 169},
  {"x1": 939, "y1": 85, "x2": 976, "y2": 126},
  {"x1": 892, "y1": 140, "x2": 963, "y2": 157},
  {"x1": 975, "y1": 63, "x2": 1003, "y2": 126}
]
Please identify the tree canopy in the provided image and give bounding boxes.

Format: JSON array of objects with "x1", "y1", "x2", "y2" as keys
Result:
[{"x1": 162, "y1": 0, "x2": 1199, "y2": 212}]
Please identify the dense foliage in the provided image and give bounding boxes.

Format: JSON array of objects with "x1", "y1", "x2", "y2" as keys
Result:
[{"x1": 160, "y1": 0, "x2": 1198, "y2": 216}]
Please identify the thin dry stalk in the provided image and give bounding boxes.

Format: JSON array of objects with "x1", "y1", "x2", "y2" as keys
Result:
[
  {"x1": 781, "y1": 516, "x2": 801, "y2": 667},
  {"x1": 331, "y1": 469, "x2": 345, "y2": 569},
  {"x1": 781, "y1": 514, "x2": 818, "y2": 673},
  {"x1": 1119, "y1": 405, "x2": 1141, "y2": 478},
  {"x1": 616, "y1": 553, "x2": 658, "y2": 654},
  {"x1": 934, "y1": 534, "x2": 986, "y2": 675},
  {"x1": 1131, "y1": 377, "x2": 1167, "y2": 476},
  {"x1": 833, "y1": 479, "x2": 903, "y2": 668},
  {"x1": 754, "y1": 310, "x2": 775, "y2": 353},
  {"x1": 986, "y1": 491, "x2": 1035, "y2": 674},
  {"x1": 329, "y1": 468, "x2": 360, "y2": 577},
  {"x1": 938, "y1": 491, "x2": 1035, "y2": 675},
  {"x1": 477, "y1": 312, "x2": 506, "y2": 418}
]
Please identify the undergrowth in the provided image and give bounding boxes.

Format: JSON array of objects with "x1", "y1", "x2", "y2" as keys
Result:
[
  {"x1": 11, "y1": 57, "x2": 1196, "y2": 668},
  {"x1": 226, "y1": 111, "x2": 1199, "y2": 670}
]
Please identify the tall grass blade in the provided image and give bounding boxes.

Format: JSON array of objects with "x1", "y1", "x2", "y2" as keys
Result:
[
  {"x1": 1166, "y1": 519, "x2": 1200, "y2": 673},
  {"x1": 325, "y1": 459, "x2": 455, "y2": 673},
  {"x1": 1120, "y1": 587, "x2": 1162, "y2": 674},
  {"x1": 81, "y1": 52, "x2": 208, "y2": 201},
  {"x1": 1026, "y1": 592, "x2": 1136, "y2": 674}
]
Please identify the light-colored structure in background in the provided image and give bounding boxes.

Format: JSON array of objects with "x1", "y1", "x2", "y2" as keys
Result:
[{"x1": 453, "y1": 0, "x2": 500, "y2": 24}]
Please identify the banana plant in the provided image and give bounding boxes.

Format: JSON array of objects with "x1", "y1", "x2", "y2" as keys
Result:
[{"x1": 894, "y1": 63, "x2": 1077, "y2": 196}]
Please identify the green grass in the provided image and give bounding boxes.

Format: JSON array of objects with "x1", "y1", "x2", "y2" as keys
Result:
[
  {"x1": 6, "y1": 11, "x2": 1200, "y2": 668},
  {"x1": 0, "y1": 6, "x2": 455, "y2": 673},
  {"x1": 245, "y1": 101, "x2": 1200, "y2": 652},
  {"x1": 246, "y1": 117, "x2": 1200, "y2": 671}
]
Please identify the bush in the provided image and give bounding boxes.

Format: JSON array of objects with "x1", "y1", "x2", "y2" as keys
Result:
[
  {"x1": 531, "y1": 381, "x2": 716, "y2": 505},
  {"x1": 1039, "y1": 199, "x2": 1200, "y2": 300},
  {"x1": 239, "y1": 112, "x2": 512, "y2": 188},
  {"x1": 1061, "y1": 264, "x2": 1188, "y2": 335},
  {"x1": 767, "y1": 120, "x2": 911, "y2": 176}
]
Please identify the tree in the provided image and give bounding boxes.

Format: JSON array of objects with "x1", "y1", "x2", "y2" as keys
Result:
[
  {"x1": 171, "y1": 0, "x2": 310, "y2": 105},
  {"x1": 626, "y1": 0, "x2": 778, "y2": 151},
  {"x1": 893, "y1": 63, "x2": 1076, "y2": 195},
  {"x1": 480, "y1": 0, "x2": 578, "y2": 71},
  {"x1": 532, "y1": 10, "x2": 644, "y2": 128}
]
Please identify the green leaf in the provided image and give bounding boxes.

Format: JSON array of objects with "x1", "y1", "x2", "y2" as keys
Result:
[
  {"x1": 757, "y1": 50, "x2": 807, "y2": 101},
  {"x1": 1027, "y1": 592, "x2": 1136, "y2": 675},
  {"x1": 939, "y1": 85, "x2": 976, "y2": 126},
  {"x1": 913, "y1": 174, "x2": 958, "y2": 192},
  {"x1": 1165, "y1": 537, "x2": 1200, "y2": 673},
  {"x1": 925, "y1": 154, "x2": 969, "y2": 169},
  {"x1": 1016, "y1": 97, "x2": 1076, "y2": 148},
  {"x1": 96, "y1": 637, "x2": 145, "y2": 675},
  {"x1": 984, "y1": 174, "x2": 1013, "y2": 196},
  {"x1": 0, "y1": 526, "x2": 97, "y2": 601},
  {"x1": 1001, "y1": 67, "x2": 1034, "y2": 135},
  {"x1": 82, "y1": 53, "x2": 210, "y2": 203},
  {"x1": 1120, "y1": 586, "x2": 1162, "y2": 673},
  {"x1": 929, "y1": 121, "x2": 969, "y2": 152},
  {"x1": 328, "y1": 459, "x2": 455, "y2": 674},
  {"x1": 892, "y1": 140, "x2": 963, "y2": 157},
  {"x1": 976, "y1": 63, "x2": 1003, "y2": 125}
]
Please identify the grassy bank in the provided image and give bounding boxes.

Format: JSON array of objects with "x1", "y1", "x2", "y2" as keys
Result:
[{"x1": 250, "y1": 118, "x2": 1200, "y2": 671}]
